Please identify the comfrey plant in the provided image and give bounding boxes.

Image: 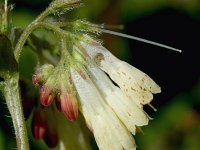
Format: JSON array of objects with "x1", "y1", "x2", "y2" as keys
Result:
[{"x1": 0, "y1": 0, "x2": 182, "y2": 150}]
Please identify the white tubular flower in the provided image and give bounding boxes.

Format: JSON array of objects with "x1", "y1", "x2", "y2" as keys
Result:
[
  {"x1": 71, "y1": 67, "x2": 136, "y2": 150},
  {"x1": 87, "y1": 62, "x2": 149, "y2": 135},
  {"x1": 79, "y1": 36, "x2": 161, "y2": 108}
]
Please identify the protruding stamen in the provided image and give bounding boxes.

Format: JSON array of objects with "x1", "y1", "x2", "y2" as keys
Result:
[
  {"x1": 98, "y1": 24, "x2": 124, "y2": 30},
  {"x1": 148, "y1": 103, "x2": 157, "y2": 111},
  {"x1": 101, "y1": 29, "x2": 182, "y2": 53}
]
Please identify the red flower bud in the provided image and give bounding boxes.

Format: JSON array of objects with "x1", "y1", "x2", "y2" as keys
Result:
[
  {"x1": 40, "y1": 86, "x2": 54, "y2": 106},
  {"x1": 32, "y1": 111, "x2": 47, "y2": 139},
  {"x1": 60, "y1": 94, "x2": 78, "y2": 121}
]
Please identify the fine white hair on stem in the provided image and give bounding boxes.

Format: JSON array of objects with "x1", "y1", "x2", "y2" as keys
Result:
[{"x1": 101, "y1": 29, "x2": 182, "y2": 53}]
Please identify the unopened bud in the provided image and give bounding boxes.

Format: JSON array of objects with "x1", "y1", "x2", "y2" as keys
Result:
[
  {"x1": 32, "y1": 111, "x2": 47, "y2": 139},
  {"x1": 60, "y1": 94, "x2": 78, "y2": 121},
  {"x1": 40, "y1": 86, "x2": 54, "y2": 106}
]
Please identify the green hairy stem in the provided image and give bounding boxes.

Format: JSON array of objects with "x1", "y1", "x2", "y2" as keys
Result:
[{"x1": 3, "y1": 73, "x2": 29, "y2": 150}]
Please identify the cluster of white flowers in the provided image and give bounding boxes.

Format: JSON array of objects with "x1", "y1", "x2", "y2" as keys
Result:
[
  {"x1": 69, "y1": 35, "x2": 161, "y2": 150},
  {"x1": 33, "y1": 33, "x2": 161, "y2": 149}
]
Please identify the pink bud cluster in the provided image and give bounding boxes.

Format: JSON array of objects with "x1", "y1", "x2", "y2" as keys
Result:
[{"x1": 32, "y1": 68, "x2": 79, "y2": 122}]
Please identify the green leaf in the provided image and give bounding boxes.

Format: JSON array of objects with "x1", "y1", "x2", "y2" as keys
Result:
[{"x1": 0, "y1": 34, "x2": 18, "y2": 73}]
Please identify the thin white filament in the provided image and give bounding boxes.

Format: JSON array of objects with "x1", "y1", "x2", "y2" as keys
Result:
[
  {"x1": 100, "y1": 24, "x2": 124, "y2": 30},
  {"x1": 101, "y1": 29, "x2": 182, "y2": 53}
]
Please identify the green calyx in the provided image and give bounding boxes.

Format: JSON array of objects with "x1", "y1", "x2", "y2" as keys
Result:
[
  {"x1": 49, "y1": 0, "x2": 81, "y2": 14},
  {"x1": 59, "y1": 20, "x2": 101, "y2": 34},
  {"x1": 35, "y1": 64, "x2": 55, "y2": 84}
]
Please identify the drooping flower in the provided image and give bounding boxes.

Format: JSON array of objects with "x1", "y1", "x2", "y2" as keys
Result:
[
  {"x1": 86, "y1": 62, "x2": 150, "y2": 135},
  {"x1": 77, "y1": 35, "x2": 161, "y2": 108},
  {"x1": 70, "y1": 67, "x2": 136, "y2": 150},
  {"x1": 59, "y1": 33, "x2": 161, "y2": 149}
]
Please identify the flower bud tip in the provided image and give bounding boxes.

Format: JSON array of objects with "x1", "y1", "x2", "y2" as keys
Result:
[{"x1": 40, "y1": 86, "x2": 54, "y2": 106}]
